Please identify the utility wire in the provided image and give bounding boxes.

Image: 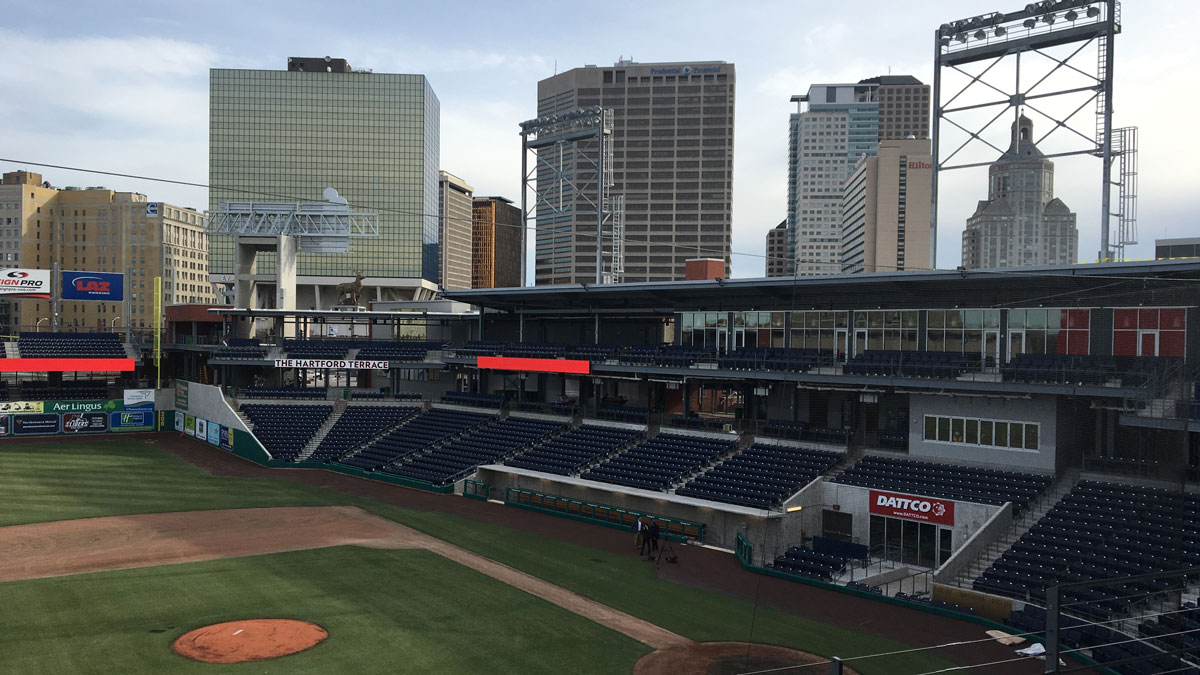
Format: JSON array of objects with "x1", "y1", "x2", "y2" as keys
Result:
[
  {"x1": 2, "y1": 157, "x2": 1195, "y2": 283},
  {"x1": 734, "y1": 603, "x2": 1200, "y2": 675}
]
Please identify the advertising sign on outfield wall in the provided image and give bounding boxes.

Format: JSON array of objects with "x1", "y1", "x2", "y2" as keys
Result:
[
  {"x1": 123, "y1": 389, "x2": 155, "y2": 409},
  {"x1": 111, "y1": 411, "x2": 155, "y2": 432},
  {"x1": 0, "y1": 400, "x2": 43, "y2": 413},
  {"x1": 195, "y1": 418, "x2": 207, "y2": 440},
  {"x1": 46, "y1": 400, "x2": 122, "y2": 415},
  {"x1": 174, "y1": 411, "x2": 184, "y2": 432},
  {"x1": 63, "y1": 412, "x2": 109, "y2": 433},
  {"x1": 175, "y1": 382, "x2": 190, "y2": 412},
  {"x1": 207, "y1": 422, "x2": 221, "y2": 446},
  {"x1": 0, "y1": 415, "x2": 8, "y2": 436},
  {"x1": 184, "y1": 415, "x2": 196, "y2": 436},
  {"x1": 13, "y1": 413, "x2": 60, "y2": 435},
  {"x1": 220, "y1": 426, "x2": 234, "y2": 451}
]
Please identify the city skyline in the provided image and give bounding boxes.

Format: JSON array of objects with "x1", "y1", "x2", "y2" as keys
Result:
[{"x1": 0, "y1": 1, "x2": 1193, "y2": 279}]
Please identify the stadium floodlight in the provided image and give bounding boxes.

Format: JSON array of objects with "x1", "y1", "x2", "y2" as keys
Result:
[{"x1": 932, "y1": 0, "x2": 1136, "y2": 263}]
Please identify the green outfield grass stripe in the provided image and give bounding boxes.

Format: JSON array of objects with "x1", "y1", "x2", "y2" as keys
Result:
[
  {"x1": 0, "y1": 548, "x2": 651, "y2": 674},
  {"x1": 0, "y1": 439, "x2": 959, "y2": 674}
]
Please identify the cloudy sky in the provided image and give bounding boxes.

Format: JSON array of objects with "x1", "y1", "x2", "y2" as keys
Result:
[{"x1": 1, "y1": 0, "x2": 1194, "y2": 277}]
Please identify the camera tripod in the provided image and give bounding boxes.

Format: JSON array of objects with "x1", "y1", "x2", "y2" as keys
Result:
[{"x1": 655, "y1": 538, "x2": 678, "y2": 567}]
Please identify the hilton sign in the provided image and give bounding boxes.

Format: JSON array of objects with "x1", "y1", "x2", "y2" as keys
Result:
[{"x1": 907, "y1": 160, "x2": 933, "y2": 170}]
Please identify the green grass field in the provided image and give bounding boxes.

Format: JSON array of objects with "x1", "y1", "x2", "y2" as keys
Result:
[{"x1": 0, "y1": 438, "x2": 958, "y2": 673}]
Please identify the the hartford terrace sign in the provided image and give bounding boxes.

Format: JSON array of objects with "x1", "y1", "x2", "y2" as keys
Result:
[
  {"x1": 274, "y1": 359, "x2": 389, "y2": 370},
  {"x1": 868, "y1": 489, "x2": 955, "y2": 526}
]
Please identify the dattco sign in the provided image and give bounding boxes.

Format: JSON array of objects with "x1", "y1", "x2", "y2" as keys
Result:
[{"x1": 869, "y1": 489, "x2": 955, "y2": 526}]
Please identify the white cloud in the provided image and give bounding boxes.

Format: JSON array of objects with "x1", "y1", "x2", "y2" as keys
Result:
[{"x1": 0, "y1": 31, "x2": 215, "y2": 136}]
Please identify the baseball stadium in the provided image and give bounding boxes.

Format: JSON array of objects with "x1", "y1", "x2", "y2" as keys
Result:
[{"x1": 2, "y1": 259, "x2": 1199, "y2": 674}]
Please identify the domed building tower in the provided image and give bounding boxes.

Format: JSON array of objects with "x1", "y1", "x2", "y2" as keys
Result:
[{"x1": 961, "y1": 115, "x2": 1078, "y2": 268}]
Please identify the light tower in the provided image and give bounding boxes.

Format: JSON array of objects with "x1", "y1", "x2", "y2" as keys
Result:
[
  {"x1": 519, "y1": 107, "x2": 625, "y2": 285},
  {"x1": 931, "y1": 0, "x2": 1137, "y2": 264}
]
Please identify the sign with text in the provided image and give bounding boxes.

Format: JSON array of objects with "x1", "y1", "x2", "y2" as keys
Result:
[
  {"x1": 195, "y1": 418, "x2": 207, "y2": 441},
  {"x1": 111, "y1": 410, "x2": 155, "y2": 432},
  {"x1": 123, "y1": 389, "x2": 155, "y2": 409},
  {"x1": 62, "y1": 271, "x2": 124, "y2": 301},
  {"x1": 220, "y1": 426, "x2": 234, "y2": 451},
  {"x1": 13, "y1": 413, "x2": 60, "y2": 435},
  {"x1": 46, "y1": 400, "x2": 122, "y2": 415},
  {"x1": 207, "y1": 422, "x2": 220, "y2": 446},
  {"x1": 274, "y1": 359, "x2": 389, "y2": 370},
  {"x1": 0, "y1": 415, "x2": 8, "y2": 436},
  {"x1": 0, "y1": 268, "x2": 50, "y2": 298},
  {"x1": 184, "y1": 415, "x2": 195, "y2": 436},
  {"x1": 174, "y1": 411, "x2": 184, "y2": 432},
  {"x1": 0, "y1": 400, "x2": 43, "y2": 414},
  {"x1": 869, "y1": 490, "x2": 955, "y2": 526},
  {"x1": 175, "y1": 382, "x2": 189, "y2": 412},
  {"x1": 63, "y1": 412, "x2": 109, "y2": 433}
]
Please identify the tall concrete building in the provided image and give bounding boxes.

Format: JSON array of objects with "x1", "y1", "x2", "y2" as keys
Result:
[
  {"x1": 787, "y1": 76, "x2": 929, "y2": 276},
  {"x1": 0, "y1": 170, "x2": 214, "y2": 334},
  {"x1": 535, "y1": 59, "x2": 734, "y2": 284},
  {"x1": 209, "y1": 57, "x2": 440, "y2": 308},
  {"x1": 765, "y1": 220, "x2": 788, "y2": 277},
  {"x1": 472, "y1": 197, "x2": 521, "y2": 289},
  {"x1": 841, "y1": 139, "x2": 932, "y2": 274},
  {"x1": 438, "y1": 171, "x2": 474, "y2": 291},
  {"x1": 961, "y1": 116, "x2": 1078, "y2": 269}
]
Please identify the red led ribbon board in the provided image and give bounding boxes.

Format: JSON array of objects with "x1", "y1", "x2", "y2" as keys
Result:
[
  {"x1": 0, "y1": 358, "x2": 136, "y2": 373},
  {"x1": 868, "y1": 489, "x2": 955, "y2": 526},
  {"x1": 476, "y1": 356, "x2": 590, "y2": 375}
]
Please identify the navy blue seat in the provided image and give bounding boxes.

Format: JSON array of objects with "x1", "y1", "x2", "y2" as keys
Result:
[
  {"x1": 581, "y1": 433, "x2": 736, "y2": 492},
  {"x1": 384, "y1": 416, "x2": 568, "y2": 486},
  {"x1": 506, "y1": 425, "x2": 643, "y2": 475},
  {"x1": 677, "y1": 444, "x2": 841, "y2": 509},
  {"x1": 307, "y1": 405, "x2": 419, "y2": 462},
  {"x1": 242, "y1": 403, "x2": 333, "y2": 461}
]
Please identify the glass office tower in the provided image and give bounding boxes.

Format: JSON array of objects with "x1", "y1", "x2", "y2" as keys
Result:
[{"x1": 209, "y1": 58, "x2": 440, "y2": 305}]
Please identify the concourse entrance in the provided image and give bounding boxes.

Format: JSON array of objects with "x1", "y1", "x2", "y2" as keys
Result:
[{"x1": 869, "y1": 515, "x2": 953, "y2": 568}]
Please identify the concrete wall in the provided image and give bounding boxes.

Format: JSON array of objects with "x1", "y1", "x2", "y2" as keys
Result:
[
  {"x1": 907, "y1": 393, "x2": 1058, "y2": 471},
  {"x1": 169, "y1": 380, "x2": 250, "y2": 433},
  {"x1": 474, "y1": 467, "x2": 794, "y2": 554},
  {"x1": 933, "y1": 501, "x2": 1012, "y2": 584}
]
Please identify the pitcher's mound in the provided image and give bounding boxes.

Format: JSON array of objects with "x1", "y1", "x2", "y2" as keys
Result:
[
  {"x1": 634, "y1": 642, "x2": 861, "y2": 675},
  {"x1": 172, "y1": 619, "x2": 327, "y2": 663}
]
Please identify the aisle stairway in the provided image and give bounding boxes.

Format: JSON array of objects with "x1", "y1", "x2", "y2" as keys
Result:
[{"x1": 296, "y1": 402, "x2": 347, "y2": 461}]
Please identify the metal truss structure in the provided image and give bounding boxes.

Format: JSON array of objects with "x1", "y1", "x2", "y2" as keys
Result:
[
  {"x1": 206, "y1": 188, "x2": 379, "y2": 253},
  {"x1": 932, "y1": 0, "x2": 1138, "y2": 263},
  {"x1": 520, "y1": 106, "x2": 625, "y2": 285}
]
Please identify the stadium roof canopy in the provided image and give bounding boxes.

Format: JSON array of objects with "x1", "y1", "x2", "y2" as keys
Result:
[{"x1": 444, "y1": 260, "x2": 1200, "y2": 315}]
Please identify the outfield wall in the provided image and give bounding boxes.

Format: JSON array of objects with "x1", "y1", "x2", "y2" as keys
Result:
[{"x1": 474, "y1": 466, "x2": 799, "y2": 552}]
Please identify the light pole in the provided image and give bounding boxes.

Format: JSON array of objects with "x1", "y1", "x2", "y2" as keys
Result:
[
  {"x1": 35, "y1": 317, "x2": 47, "y2": 332},
  {"x1": 110, "y1": 317, "x2": 121, "y2": 331}
]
